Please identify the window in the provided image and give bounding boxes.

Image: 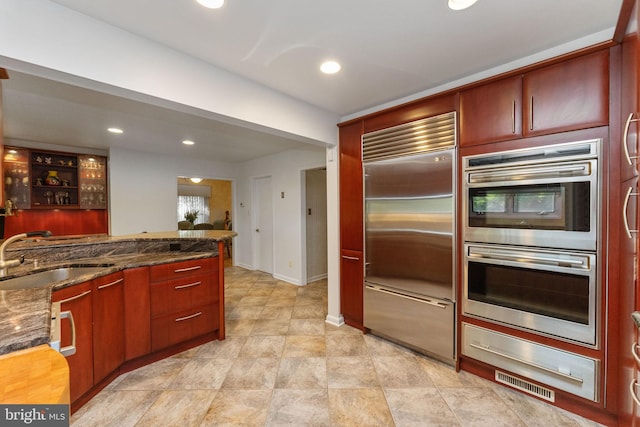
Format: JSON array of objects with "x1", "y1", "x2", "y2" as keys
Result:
[{"x1": 177, "y1": 195, "x2": 210, "y2": 223}]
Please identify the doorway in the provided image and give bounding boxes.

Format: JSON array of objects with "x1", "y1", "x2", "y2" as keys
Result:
[
  {"x1": 253, "y1": 176, "x2": 274, "y2": 274},
  {"x1": 304, "y1": 168, "x2": 327, "y2": 283},
  {"x1": 176, "y1": 176, "x2": 233, "y2": 263}
]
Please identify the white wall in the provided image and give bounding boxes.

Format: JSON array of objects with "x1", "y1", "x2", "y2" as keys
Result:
[
  {"x1": 108, "y1": 147, "x2": 237, "y2": 235},
  {"x1": 235, "y1": 147, "x2": 326, "y2": 285},
  {"x1": 108, "y1": 144, "x2": 329, "y2": 288}
]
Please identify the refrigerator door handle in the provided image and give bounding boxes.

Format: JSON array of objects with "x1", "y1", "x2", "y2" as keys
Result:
[{"x1": 366, "y1": 284, "x2": 448, "y2": 309}]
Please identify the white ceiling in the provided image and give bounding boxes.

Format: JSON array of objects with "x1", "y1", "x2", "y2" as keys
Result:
[{"x1": 1, "y1": 0, "x2": 624, "y2": 163}]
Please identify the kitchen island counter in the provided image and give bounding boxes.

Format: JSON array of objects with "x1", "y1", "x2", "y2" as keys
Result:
[{"x1": 0, "y1": 230, "x2": 235, "y2": 355}]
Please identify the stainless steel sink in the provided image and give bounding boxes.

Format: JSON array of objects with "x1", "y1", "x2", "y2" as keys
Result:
[{"x1": 0, "y1": 267, "x2": 106, "y2": 290}]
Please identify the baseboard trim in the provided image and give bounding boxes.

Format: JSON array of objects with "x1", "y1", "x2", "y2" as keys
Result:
[{"x1": 325, "y1": 314, "x2": 345, "y2": 327}]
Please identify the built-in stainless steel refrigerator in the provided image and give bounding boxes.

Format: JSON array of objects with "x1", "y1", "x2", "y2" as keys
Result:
[{"x1": 363, "y1": 147, "x2": 456, "y2": 364}]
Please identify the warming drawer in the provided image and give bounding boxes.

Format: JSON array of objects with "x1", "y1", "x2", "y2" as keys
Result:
[
  {"x1": 462, "y1": 323, "x2": 599, "y2": 401},
  {"x1": 364, "y1": 284, "x2": 455, "y2": 363}
]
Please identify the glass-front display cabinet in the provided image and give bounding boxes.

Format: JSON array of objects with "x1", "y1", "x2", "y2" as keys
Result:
[
  {"x1": 2, "y1": 146, "x2": 107, "y2": 210},
  {"x1": 79, "y1": 155, "x2": 107, "y2": 209},
  {"x1": 3, "y1": 147, "x2": 30, "y2": 209}
]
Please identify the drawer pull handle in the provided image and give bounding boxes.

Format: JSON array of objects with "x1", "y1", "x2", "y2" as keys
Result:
[
  {"x1": 342, "y1": 255, "x2": 360, "y2": 261},
  {"x1": 174, "y1": 266, "x2": 202, "y2": 273},
  {"x1": 623, "y1": 186, "x2": 639, "y2": 239},
  {"x1": 623, "y1": 112, "x2": 640, "y2": 169},
  {"x1": 59, "y1": 310, "x2": 77, "y2": 357},
  {"x1": 366, "y1": 285, "x2": 448, "y2": 308},
  {"x1": 175, "y1": 281, "x2": 201, "y2": 290},
  {"x1": 175, "y1": 312, "x2": 202, "y2": 322},
  {"x1": 630, "y1": 379, "x2": 640, "y2": 407},
  {"x1": 469, "y1": 342, "x2": 583, "y2": 384},
  {"x1": 58, "y1": 289, "x2": 92, "y2": 304},
  {"x1": 632, "y1": 342, "x2": 640, "y2": 365},
  {"x1": 98, "y1": 278, "x2": 124, "y2": 290}
]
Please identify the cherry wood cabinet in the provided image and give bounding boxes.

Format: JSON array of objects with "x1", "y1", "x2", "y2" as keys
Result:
[
  {"x1": 2, "y1": 146, "x2": 107, "y2": 210},
  {"x1": 52, "y1": 273, "x2": 125, "y2": 401},
  {"x1": 123, "y1": 267, "x2": 151, "y2": 361},
  {"x1": 523, "y1": 50, "x2": 609, "y2": 137},
  {"x1": 339, "y1": 121, "x2": 364, "y2": 329},
  {"x1": 53, "y1": 256, "x2": 222, "y2": 410},
  {"x1": 621, "y1": 34, "x2": 640, "y2": 182},
  {"x1": 459, "y1": 75, "x2": 523, "y2": 146},
  {"x1": 618, "y1": 25, "x2": 640, "y2": 426},
  {"x1": 340, "y1": 249, "x2": 364, "y2": 328},
  {"x1": 52, "y1": 281, "x2": 93, "y2": 404},
  {"x1": 459, "y1": 50, "x2": 609, "y2": 147},
  {"x1": 339, "y1": 121, "x2": 364, "y2": 252},
  {"x1": 149, "y1": 258, "x2": 219, "y2": 351},
  {"x1": 92, "y1": 272, "x2": 125, "y2": 384},
  {"x1": 620, "y1": 176, "x2": 639, "y2": 426}
]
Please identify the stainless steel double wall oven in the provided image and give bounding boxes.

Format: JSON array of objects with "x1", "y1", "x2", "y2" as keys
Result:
[{"x1": 462, "y1": 139, "x2": 601, "y2": 346}]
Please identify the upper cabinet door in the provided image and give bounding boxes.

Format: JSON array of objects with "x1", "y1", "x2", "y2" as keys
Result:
[
  {"x1": 459, "y1": 75, "x2": 523, "y2": 147},
  {"x1": 339, "y1": 121, "x2": 364, "y2": 251},
  {"x1": 523, "y1": 50, "x2": 609, "y2": 137},
  {"x1": 622, "y1": 35, "x2": 640, "y2": 182}
]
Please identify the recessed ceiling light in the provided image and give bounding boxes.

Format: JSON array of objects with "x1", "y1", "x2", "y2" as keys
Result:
[
  {"x1": 320, "y1": 61, "x2": 341, "y2": 74},
  {"x1": 448, "y1": 0, "x2": 478, "y2": 10},
  {"x1": 182, "y1": 140, "x2": 195, "y2": 146},
  {"x1": 108, "y1": 127, "x2": 123, "y2": 134},
  {"x1": 196, "y1": 0, "x2": 224, "y2": 9},
  {"x1": 190, "y1": 177, "x2": 203, "y2": 183}
]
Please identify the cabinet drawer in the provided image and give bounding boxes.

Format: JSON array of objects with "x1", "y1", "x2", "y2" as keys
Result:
[
  {"x1": 149, "y1": 258, "x2": 216, "y2": 282},
  {"x1": 151, "y1": 304, "x2": 219, "y2": 351},
  {"x1": 462, "y1": 323, "x2": 599, "y2": 401},
  {"x1": 150, "y1": 273, "x2": 217, "y2": 317}
]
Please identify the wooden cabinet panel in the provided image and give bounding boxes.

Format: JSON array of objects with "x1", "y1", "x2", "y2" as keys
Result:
[
  {"x1": 123, "y1": 267, "x2": 151, "y2": 361},
  {"x1": 523, "y1": 50, "x2": 609, "y2": 137},
  {"x1": 151, "y1": 304, "x2": 219, "y2": 351},
  {"x1": 339, "y1": 121, "x2": 364, "y2": 251},
  {"x1": 52, "y1": 282, "x2": 93, "y2": 403},
  {"x1": 340, "y1": 249, "x2": 364, "y2": 329},
  {"x1": 149, "y1": 257, "x2": 215, "y2": 282},
  {"x1": 149, "y1": 257, "x2": 220, "y2": 351},
  {"x1": 459, "y1": 75, "x2": 523, "y2": 146},
  {"x1": 150, "y1": 272, "x2": 216, "y2": 317},
  {"x1": 621, "y1": 35, "x2": 640, "y2": 182},
  {"x1": 363, "y1": 94, "x2": 457, "y2": 134},
  {"x1": 620, "y1": 177, "x2": 639, "y2": 426},
  {"x1": 52, "y1": 256, "x2": 222, "y2": 411},
  {"x1": 92, "y1": 272, "x2": 125, "y2": 384}
]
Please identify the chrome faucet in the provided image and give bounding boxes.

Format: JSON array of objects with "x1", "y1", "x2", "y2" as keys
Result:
[{"x1": 0, "y1": 230, "x2": 52, "y2": 276}]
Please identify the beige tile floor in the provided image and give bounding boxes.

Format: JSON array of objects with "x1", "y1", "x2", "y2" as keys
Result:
[{"x1": 71, "y1": 266, "x2": 604, "y2": 427}]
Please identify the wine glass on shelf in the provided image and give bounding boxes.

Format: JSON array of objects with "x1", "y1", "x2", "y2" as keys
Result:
[{"x1": 43, "y1": 190, "x2": 53, "y2": 205}]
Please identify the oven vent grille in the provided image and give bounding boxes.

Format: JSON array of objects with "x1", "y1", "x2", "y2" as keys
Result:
[
  {"x1": 362, "y1": 111, "x2": 456, "y2": 162},
  {"x1": 495, "y1": 370, "x2": 555, "y2": 402}
]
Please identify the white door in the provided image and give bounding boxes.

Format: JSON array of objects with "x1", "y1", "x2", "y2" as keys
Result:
[{"x1": 254, "y1": 176, "x2": 273, "y2": 274}]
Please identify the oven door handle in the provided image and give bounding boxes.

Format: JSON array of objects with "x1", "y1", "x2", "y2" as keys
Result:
[
  {"x1": 468, "y1": 248, "x2": 585, "y2": 268},
  {"x1": 468, "y1": 163, "x2": 590, "y2": 184},
  {"x1": 469, "y1": 342, "x2": 584, "y2": 384}
]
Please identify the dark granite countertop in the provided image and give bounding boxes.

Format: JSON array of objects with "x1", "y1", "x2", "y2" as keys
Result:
[{"x1": 0, "y1": 230, "x2": 236, "y2": 355}]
